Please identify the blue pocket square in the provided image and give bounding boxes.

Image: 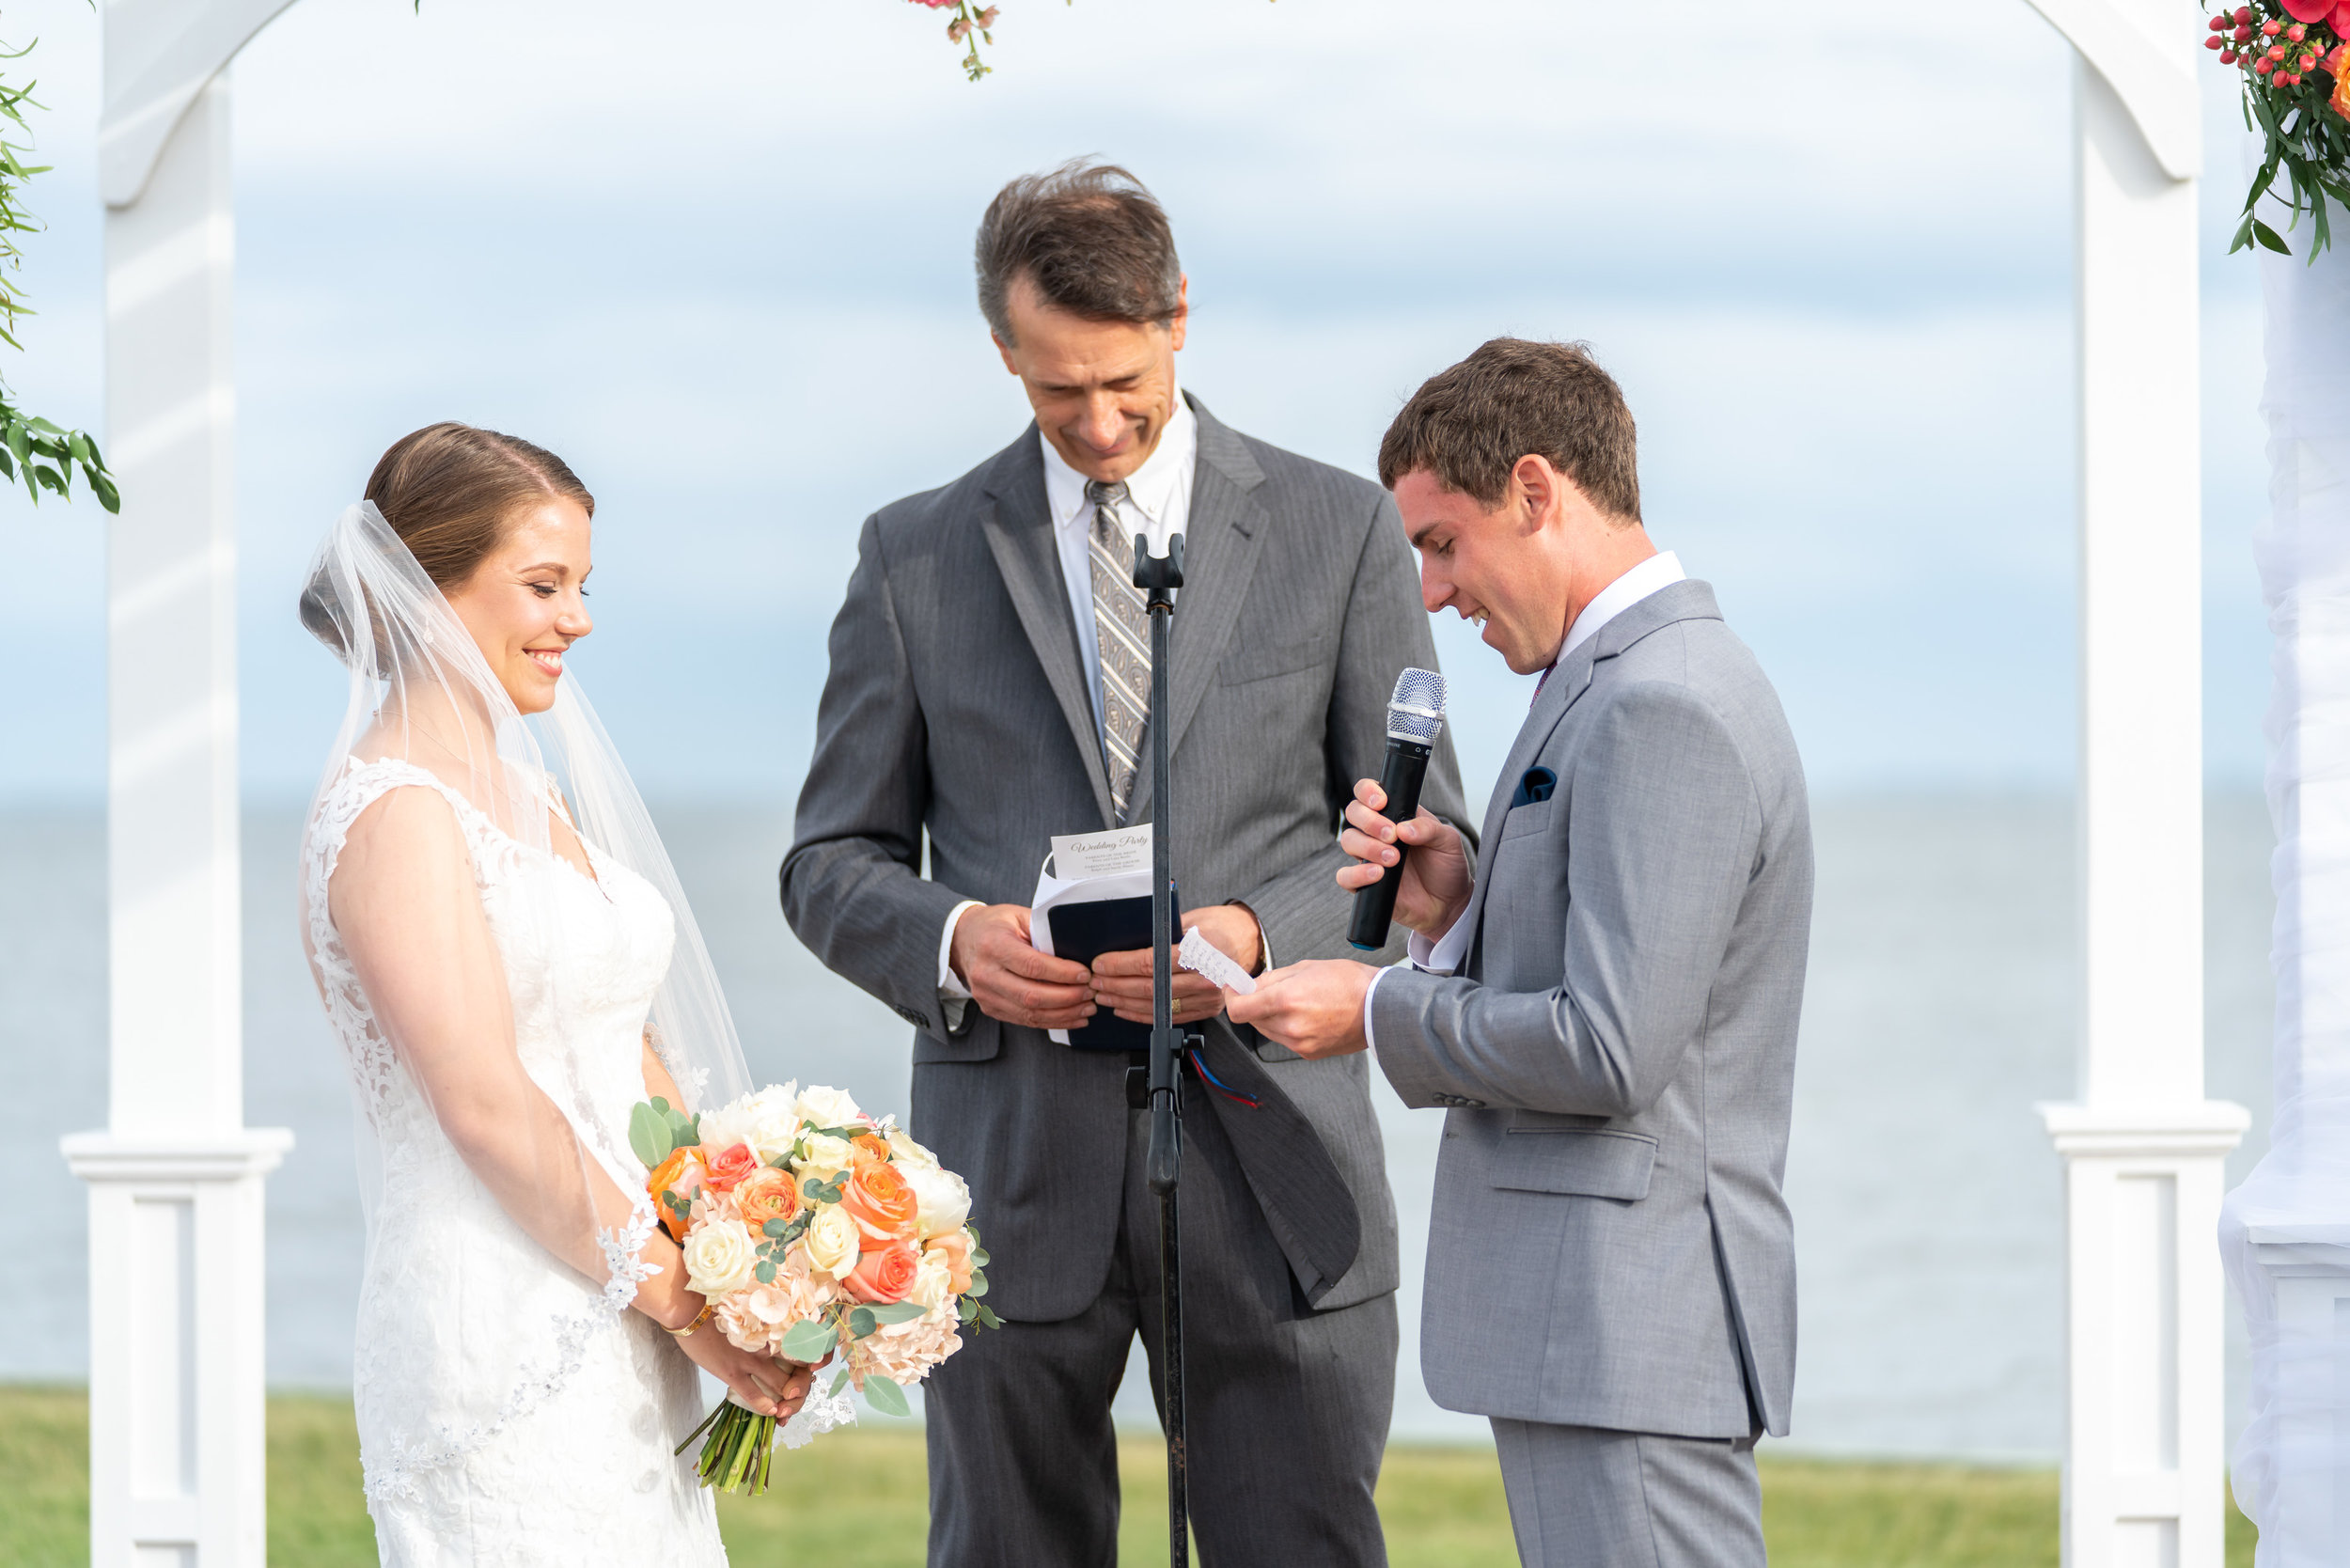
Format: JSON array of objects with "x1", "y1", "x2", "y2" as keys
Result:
[{"x1": 1510, "y1": 766, "x2": 1557, "y2": 808}]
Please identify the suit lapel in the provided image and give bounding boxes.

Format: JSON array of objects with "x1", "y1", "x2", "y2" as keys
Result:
[
  {"x1": 1122, "y1": 398, "x2": 1268, "y2": 826},
  {"x1": 1451, "y1": 579, "x2": 1726, "y2": 966},
  {"x1": 977, "y1": 430, "x2": 1118, "y2": 829},
  {"x1": 1447, "y1": 647, "x2": 1592, "y2": 957}
]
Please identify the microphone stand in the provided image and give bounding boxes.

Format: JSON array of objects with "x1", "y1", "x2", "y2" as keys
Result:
[{"x1": 1133, "y1": 530, "x2": 1194, "y2": 1568}]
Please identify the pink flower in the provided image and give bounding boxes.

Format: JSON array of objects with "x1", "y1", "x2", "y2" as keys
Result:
[
  {"x1": 948, "y1": 16, "x2": 970, "y2": 40},
  {"x1": 848, "y1": 1303, "x2": 964, "y2": 1388}
]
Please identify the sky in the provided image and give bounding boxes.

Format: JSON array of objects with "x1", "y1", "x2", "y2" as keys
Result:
[{"x1": 0, "y1": 0, "x2": 2282, "y2": 810}]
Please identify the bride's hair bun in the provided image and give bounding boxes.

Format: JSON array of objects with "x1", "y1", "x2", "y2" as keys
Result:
[{"x1": 300, "y1": 421, "x2": 595, "y2": 663}]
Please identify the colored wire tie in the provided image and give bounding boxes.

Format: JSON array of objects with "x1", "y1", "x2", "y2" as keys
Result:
[{"x1": 1189, "y1": 1047, "x2": 1260, "y2": 1108}]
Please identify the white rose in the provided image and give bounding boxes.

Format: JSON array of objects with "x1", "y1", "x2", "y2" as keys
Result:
[
  {"x1": 902, "y1": 1162, "x2": 972, "y2": 1238},
  {"x1": 791, "y1": 1084, "x2": 865, "y2": 1132},
  {"x1": 886, "y1": 1126, "x2": 941, "y2": 1169},
  {"x1": 796, "y1": 1133, "x2": 857, "y2": 1181},
  {"x1": 801, "y1": 1203, "x2": 862, "y2": 1280},
  {"x1": 682, "y1": 1217, "x2": 758, "y2": 1296},
  {"x1": 696, "y1": 1082, "x2": 797, "y2": 1162},
  {"x1": 906, "y1": 1252, "x2": 954, "y2": 1310}
]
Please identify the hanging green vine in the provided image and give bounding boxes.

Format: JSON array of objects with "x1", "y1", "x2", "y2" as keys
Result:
[{"x1": 0, "y1": 35, "x2": 115, "y2": 511}]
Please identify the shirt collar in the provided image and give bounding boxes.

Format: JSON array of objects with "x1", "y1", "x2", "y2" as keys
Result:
[
  {"x1": 1558, "y1": 550, "x2": 1685, "y2": 662},
  {"x1": 1042, "y1": 391, "x2": 1198, "y2": 533}
]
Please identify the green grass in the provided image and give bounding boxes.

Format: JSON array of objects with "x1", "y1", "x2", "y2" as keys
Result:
[{"x1": 0, "y1": 1385, "x2": 2259, "y2": 1566}]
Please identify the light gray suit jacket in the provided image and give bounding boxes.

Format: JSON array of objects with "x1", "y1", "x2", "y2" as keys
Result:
[
  {"x1": 1371, "y1": 580, "x2": 1809, "y2": 1439},
  {"x1": 783, "y1": 396, "x2": 1468, "y2": 1321}
]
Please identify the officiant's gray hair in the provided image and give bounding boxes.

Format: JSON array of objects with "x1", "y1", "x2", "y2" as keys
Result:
[
  {"x1": 1379, "y1": 338, "x2": 1642, "y2": 525},
  {"x1": 976, "y1": 159, "x2": 1183, "y2": 345}
]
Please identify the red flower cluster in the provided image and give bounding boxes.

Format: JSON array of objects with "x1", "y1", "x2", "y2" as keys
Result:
[{"x1": 2207, "y1": 0, "x2": 2349, "y2": 96}]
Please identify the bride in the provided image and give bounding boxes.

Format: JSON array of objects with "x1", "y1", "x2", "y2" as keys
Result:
[{"x1": 297, "y1": 423, "x2": 811, "y2": 1563}]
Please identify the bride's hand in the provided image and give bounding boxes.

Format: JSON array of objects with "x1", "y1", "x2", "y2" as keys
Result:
[{"x1": 675, "y1": 1323, "x2": 814, "y2": 1419}]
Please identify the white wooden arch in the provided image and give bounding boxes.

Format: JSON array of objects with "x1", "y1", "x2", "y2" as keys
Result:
[
  {"x1": 60, "y1": 5, "x2": 298, "y2": 1564},
  {"x1": 57, "y1": 1, "x2": 2257, "y2": 1563},
  {"x1": 2018, "y1": 2, "x2": 2252, "y2": 1566}
]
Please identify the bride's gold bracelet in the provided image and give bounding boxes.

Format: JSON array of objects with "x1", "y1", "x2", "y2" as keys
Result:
[{"x1": 666, "y1": 1300, "x2": 716, "y2": 1340}]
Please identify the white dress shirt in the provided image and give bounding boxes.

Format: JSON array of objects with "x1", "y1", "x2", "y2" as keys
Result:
[
  {"x1": 1362, "y1": 551, "x2": 1686, "y2": 1050},
  {"x1": 937, "y1": 398, "x2": 1203, "y2": 1024}
]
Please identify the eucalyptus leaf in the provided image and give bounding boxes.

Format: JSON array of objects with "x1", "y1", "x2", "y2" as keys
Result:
[
  {"x1": 629, "y1": 1102, "x2": 674, "y2": 1168},
  {"x1": 779, "y1": 1318, "x2": 837, "y2": 1363},
  {"x1": 862, "y1": 1376, "x2": 911, "y2": 1419},
  {"x1": 829, "y1": 1368, "x2": 851, "y2": 1397},
  {"x1": 849, "y1": 1307, "x2": 877, "y2": 1339},
  {"x1": 2258, "y1": 217, "x2": 2293, "y2": 254},
  {"x1": 865, "y1": 1301, "x2": 928, "y2": 1325},
  {"x1": 764, "y1": 1218, "x2": 791, "y2": 1238},
  {"x1": 755, "y1": 1261, "x2": 776, "y2": 1284}
]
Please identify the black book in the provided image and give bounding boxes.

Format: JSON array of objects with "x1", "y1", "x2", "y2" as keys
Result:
[{"x1": 1037, "y1": 888, "x2": 1172, "y2": 1053}]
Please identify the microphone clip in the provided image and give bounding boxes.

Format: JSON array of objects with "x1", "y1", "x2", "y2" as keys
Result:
[{"x1": 1132, "y1": 530, "x2": 1184, "y2": 610}]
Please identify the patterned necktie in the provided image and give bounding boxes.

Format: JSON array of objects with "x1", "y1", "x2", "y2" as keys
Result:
[{"x1": 1086, "y1": 478, "x2": 1152, "y2": 821}]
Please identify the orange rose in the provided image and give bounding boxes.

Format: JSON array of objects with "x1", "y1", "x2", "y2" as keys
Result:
[
  {"x1": 924, "y1": 1228, "x2": 977, "y2": 1295},
  {"x1": 839, "y1": 1158, "x2": 920, "y2": 1249},
  {"x1": 733, "y1": 1166, "x2": 800, "y2": 1231},
  {"x1": 702, "y1": 1141, "x2": 760, "y2": 1196},
  {"x1": 843, "y1": 1239, "x2": 920, "y2": 1304},
  {"x1": 850, "y1": 1132, "x2": 892, "y2": 1166},
  {"x1": 646, "y1": 1146, "x2": 708, "y2": 1245}
]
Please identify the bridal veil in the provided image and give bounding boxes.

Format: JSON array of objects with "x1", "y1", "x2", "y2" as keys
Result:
[{"x1": 296, "y1": 499, "x2": 753, "y2": 1451}]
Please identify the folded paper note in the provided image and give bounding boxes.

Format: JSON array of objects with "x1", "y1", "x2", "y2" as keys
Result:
[{"x1": 1178, "y1": 925, "x2": 1258, "y2": 996}]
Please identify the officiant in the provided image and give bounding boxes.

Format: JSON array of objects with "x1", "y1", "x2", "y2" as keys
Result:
[{"x1": 781, "y1": 159, "x2": 1467, "y2": 1564}]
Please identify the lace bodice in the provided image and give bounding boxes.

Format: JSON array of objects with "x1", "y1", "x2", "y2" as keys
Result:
[{"x1": 300, "y1": 756, "x2": 728, "y2": 1564}]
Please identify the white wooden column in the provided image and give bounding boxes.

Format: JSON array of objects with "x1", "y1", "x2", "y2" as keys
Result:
[
  {"x1": 2022, "y1": 3, "x2": 2249, "y2": 1565},
  {"x1": 60, "y1": 4, "x2": 299, "y2": 1564}
]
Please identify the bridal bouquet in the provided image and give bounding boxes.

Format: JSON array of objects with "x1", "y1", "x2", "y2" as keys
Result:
[{"x1": 630, "y1": 1082, "x2": 1001, "y2": 1494}]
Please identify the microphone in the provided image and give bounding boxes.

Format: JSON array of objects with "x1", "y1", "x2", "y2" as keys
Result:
[{"x1": 1348, "y1": 667, "x2": 1448, "y2": 951}]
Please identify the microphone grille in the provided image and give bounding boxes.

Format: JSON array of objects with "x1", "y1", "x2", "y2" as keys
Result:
[{"x1": 1386, "y1": 667, "x2": 1447, "y2": 745}]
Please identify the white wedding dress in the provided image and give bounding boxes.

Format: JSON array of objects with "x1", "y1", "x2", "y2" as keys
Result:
[{"x1": 305, "y1": 755, "x2": 729, "y2": 1566}]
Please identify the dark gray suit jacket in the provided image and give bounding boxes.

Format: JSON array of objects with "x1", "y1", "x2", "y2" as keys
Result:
[
  {"x1": 1371, "y1": 580, "x2": 1810, "y2": 1439},
  {"x1": 783, "y1": 396, "x2": 1467, "y2": 1321}
]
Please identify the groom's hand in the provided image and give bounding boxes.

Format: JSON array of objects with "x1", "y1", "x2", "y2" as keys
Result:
[
  {"x1": 949, "y1": 903, "x2": 1097, "y2": 1031},
  {"x1": 1336, "y1": 778, "x2": 1473, "y2": 937},
  {"x1": 1224, "y1": 960, "x2": 1373, "y2": 1059}
]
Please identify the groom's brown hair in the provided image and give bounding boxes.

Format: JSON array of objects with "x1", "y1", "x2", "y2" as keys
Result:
[{"x1": 1379, "y1": 338, "x2": 1641, "y2": 524}]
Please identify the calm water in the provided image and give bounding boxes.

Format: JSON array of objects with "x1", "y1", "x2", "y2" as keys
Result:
[{"x1": 0, "y1": 793, "x2": 2279, "y2": 1458}]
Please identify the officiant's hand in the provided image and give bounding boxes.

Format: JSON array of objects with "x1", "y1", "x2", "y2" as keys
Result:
[
  {"x1": 949, "y1": 902, "x2": 1098, "y2": 1031},
  {"x1": 1336, "y1": 778, "x2": 1473, "y2": 936},
  {"x1": 1092, "y1": 903, "x2": 1262, "y2": 1026}
]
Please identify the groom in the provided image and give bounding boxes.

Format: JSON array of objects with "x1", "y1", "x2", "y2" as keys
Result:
[
  {"x1": 1230, "y1": 338, "x2": 1810, "y2": 1568},
  {"x1": 782, "y1": 161, "x2": 1465, "y2": 1564}
]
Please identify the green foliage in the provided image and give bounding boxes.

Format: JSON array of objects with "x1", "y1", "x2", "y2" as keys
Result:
[
  {"x1": 2211, "y1": 2, "x2": 2350, "y2": 259},
  {"x1": 0, "y1": 1388, "x2": 2269, "y2": 1567},
  {"x1": 860, "y1": 1374, "x2": 911, "y2": 1419},
  {"x1": 627, "y1": 1095, "x2": 699, "y2": 1168},
  {"x1": 0, "y1": 37, "x2": 115, "y2": 512},
  {"x1": 779, "y1": 1317, "x2": 838, "y2": 1363}
]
